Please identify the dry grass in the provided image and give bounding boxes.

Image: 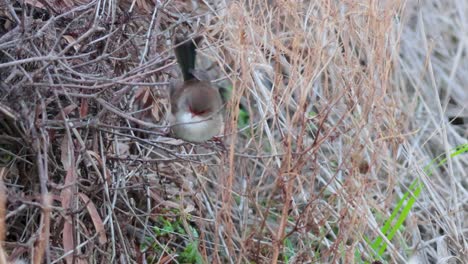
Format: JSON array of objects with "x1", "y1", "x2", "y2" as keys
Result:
[{"x1": 0, "y1": 0, "x2": 467, "y2": 263}]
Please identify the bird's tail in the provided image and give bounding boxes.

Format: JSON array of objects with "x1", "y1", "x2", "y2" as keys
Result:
[{"x1": 174, "y1": 38, "x2": 197, "y2": 81}]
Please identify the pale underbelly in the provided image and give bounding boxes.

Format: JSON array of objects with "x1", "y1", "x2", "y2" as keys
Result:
[{"x1": 172, "y1": 112, "x2": 222, "y2": 142}]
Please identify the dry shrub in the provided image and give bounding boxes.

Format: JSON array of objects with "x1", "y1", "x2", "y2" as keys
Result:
[{"x1": 0, "y1": 0, "x2": 466, "y2": 263}]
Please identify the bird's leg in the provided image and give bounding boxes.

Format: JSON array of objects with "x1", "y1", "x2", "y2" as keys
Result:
[
  {"x1": 161, "y1": 126, "x2": 171, "y2": 136},
  {"x1": 208, "y1": 136, "x2": 226, "y2": 152}
]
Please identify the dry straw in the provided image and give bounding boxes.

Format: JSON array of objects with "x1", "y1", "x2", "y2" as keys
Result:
[{"x1": 0, "y1": 0, "x2": 466, "y2": 263}]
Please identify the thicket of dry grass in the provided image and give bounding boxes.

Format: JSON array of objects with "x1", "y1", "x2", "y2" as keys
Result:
[{"x1": 0, "y1": 0, "x2": 466, "y2": 263}]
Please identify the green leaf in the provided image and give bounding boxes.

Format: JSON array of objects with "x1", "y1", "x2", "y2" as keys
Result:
[
  {"x1": 361, "y1": 143, "x2": 468, "y2": 262},
  {"x1": 179, "y1": 241, "x2": 204, "y2": 264}
]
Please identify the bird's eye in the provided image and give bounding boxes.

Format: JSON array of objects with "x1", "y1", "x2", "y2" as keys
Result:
[{"x1": 189, "y1": 106, "x2": 208, "y2": 116}]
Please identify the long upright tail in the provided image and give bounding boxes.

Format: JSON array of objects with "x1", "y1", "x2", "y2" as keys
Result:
[{"x1": 174, "y1": 38, "x2": 197, "y2": 81}]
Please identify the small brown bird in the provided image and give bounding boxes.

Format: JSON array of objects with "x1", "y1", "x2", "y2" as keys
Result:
[{"x1": 169, "y1": 38, "x2": 223, "y2": 143}]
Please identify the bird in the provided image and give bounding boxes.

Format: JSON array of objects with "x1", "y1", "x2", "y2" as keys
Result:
[{"x1": 168, "y1": 37, "x2": 224, "y2": 143}]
